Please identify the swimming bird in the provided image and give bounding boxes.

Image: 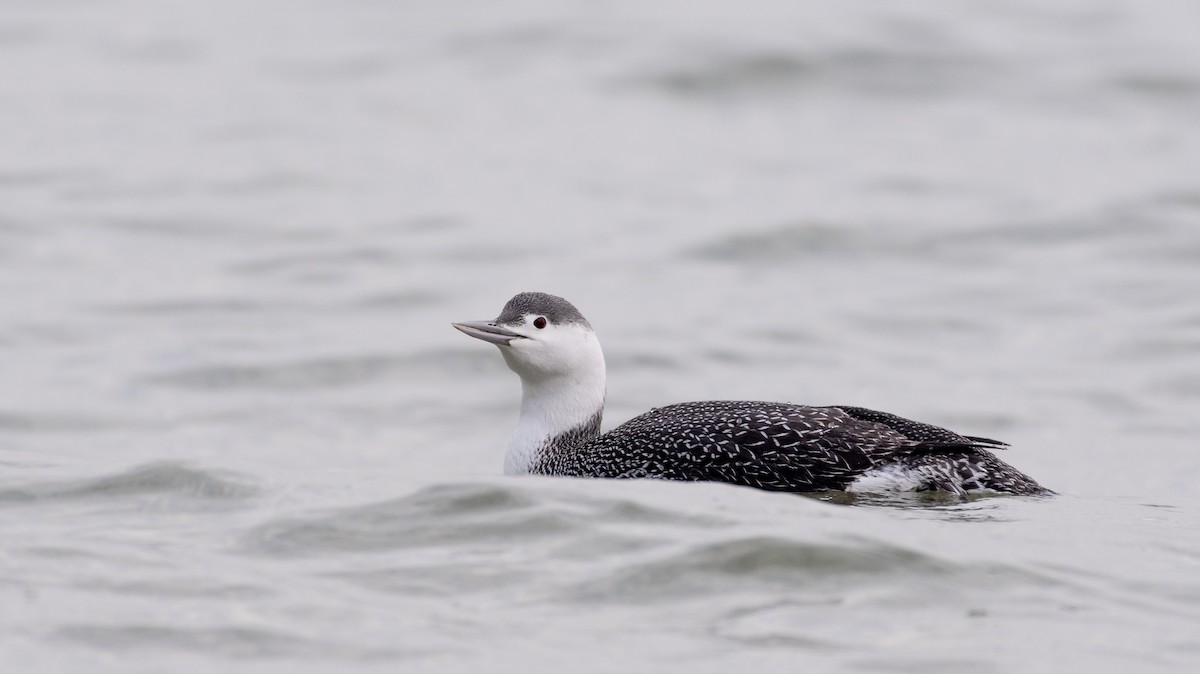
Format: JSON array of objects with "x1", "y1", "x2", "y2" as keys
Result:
[{"x1": 452, "y1": 292, "x2": 1048, "y2": 496}]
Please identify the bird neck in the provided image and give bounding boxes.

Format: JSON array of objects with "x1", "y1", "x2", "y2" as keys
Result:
[{"x1": 505, "y1": 367, "x2": 606, "y2": 475}]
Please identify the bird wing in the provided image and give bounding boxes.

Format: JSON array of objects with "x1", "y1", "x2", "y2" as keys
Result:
[
  {"x1": 582, "y1": 401, "x2": 918, "y2": 491},
  {"x1": 827, "y1": 405, "x2": 1008, "y2": 453}
]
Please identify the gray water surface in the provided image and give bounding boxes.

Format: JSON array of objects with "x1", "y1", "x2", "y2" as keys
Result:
[{"x1": 3, "y1": 1, "x2": 1200, "y2": 672}]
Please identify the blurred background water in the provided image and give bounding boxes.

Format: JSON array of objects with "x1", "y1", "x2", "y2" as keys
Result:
[{"x1": 2, "y1": 0, "x2": 1199, "y2": 671}]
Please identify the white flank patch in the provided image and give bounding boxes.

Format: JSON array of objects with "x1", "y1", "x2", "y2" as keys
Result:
[{"x1": 846, "y1": 465, "x2": 932, "y2": 493}]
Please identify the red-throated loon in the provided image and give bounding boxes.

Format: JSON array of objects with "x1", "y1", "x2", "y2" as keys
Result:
[{"x1": 452, "y1": 292, "x2": 1048, "y2": 496}]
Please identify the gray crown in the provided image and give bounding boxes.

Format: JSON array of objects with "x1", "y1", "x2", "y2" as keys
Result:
[{"x1": 496, "y1": 292, "x2": 590, "y2": 327}]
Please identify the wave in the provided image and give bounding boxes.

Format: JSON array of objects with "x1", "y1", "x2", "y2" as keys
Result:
[
  {"x1": 0, "y1": 462, "x2": 259, "y2": 504},
  {"x1": 240, "y1": 481, "x2": 714, "y2": 557},
  {"x1": 53, "y1": 624, "x2": 405, "y2": 661},
  {"x1": 238, "y1": 479, "x2": 1052, "y2": 607}
]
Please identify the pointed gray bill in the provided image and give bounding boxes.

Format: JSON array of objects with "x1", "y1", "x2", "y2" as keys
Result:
[{"x1": 452, "y1": 320, "x2": 525, "y2": 346}]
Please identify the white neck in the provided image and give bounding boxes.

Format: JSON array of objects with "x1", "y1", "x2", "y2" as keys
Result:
[{"x1": 503, "y1": 345, "x2": 606, "y2": 475}]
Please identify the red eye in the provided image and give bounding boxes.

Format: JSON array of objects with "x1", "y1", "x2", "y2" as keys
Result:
[{"x1": 533, "y1": 317, "x2": 547, "y2": 329}]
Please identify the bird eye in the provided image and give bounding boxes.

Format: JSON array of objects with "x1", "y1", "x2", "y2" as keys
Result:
[{"x1": 533, "y1": 316, "x2": 547, "y2": 329}]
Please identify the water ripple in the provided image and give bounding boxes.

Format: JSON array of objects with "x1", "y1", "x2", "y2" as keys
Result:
[
  {"x1": 0, "y1": 462, "x2": 259, "y2": 504},
  {"x1": 630, "y1": 46, "x2": 996, "y2": 100},
  {"x1": 141, "y1": 348, "x2": 496, "y2": 391},
  {"x1": 142, "y1": 354, "x2": 414, "y2": 391},
  {"x1": 0, "y1": 410, "x2": 119, "y2": 434},
  {"x1": 573, "y1": 534, "x2": 1045, "y2": 602},
  {"x1": 241, "y1": 481, "x2": 695, "y2": 557},
  {"x1": 54, "y1": 624, "x2": 402, "y2": 661}
]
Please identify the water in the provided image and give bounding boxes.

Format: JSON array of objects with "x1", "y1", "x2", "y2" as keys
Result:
[{"x1": 2, "y1": 0, "x2": 1199, "y2": 671}]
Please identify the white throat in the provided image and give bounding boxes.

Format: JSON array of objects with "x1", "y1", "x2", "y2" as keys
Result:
[{"x1": 502, "y1": 332, "x2": 606, "y2": 475}]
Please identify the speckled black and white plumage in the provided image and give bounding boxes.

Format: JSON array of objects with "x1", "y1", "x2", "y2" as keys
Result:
[
  {"x1": 455, "y1": 291, "x2": 1049, "y2": 497},
  {"x1": 530, "y1": 401, "x2": 1048, "y2": 496}
]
